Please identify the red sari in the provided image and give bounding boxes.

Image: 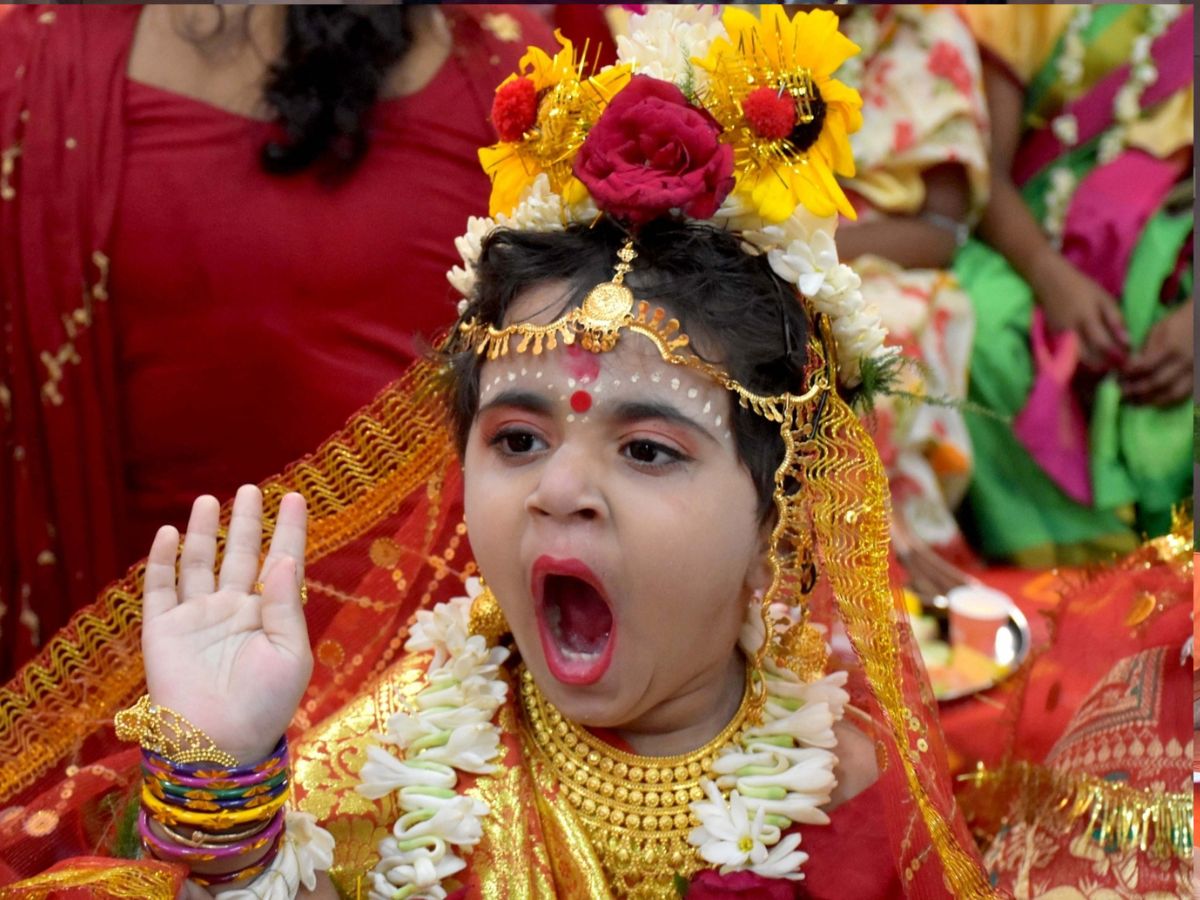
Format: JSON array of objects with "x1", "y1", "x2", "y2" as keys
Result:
[{"x1": 0, "y1": 5, "x2": 552, "y2": 678}]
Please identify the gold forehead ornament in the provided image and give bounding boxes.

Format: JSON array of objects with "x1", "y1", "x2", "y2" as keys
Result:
[{"x1": 456, "y1": 237, "x2": 830, "y2": 421}]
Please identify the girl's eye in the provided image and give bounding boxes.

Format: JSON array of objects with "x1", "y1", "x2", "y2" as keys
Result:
[
  {"x1": 623, "y1": 439, "x2": 688, "y2": 468},
  {"x1": 489, "y1": 429, "x2": 546, "y2": 457}
]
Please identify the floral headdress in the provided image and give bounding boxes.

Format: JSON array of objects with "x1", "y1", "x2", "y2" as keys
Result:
[{"x1": 449, "y1": 5, "x2": 892, "y2": 389}]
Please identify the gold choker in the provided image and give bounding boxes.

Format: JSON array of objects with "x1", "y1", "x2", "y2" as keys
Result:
[{"x1": 517, "y1": 665, "x2": 753, "y2": 898}]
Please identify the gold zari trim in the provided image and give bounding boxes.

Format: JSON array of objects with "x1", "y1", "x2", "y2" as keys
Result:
[
  {"x1": 519, "y1": 664, "x2": 753, "y2": 898},
  {"x1": 962, "y1": 760, "x2": 1193, "y2": 861},
  {"x1": 0, "y1": 864, "x2": 179, "y2": 900}
]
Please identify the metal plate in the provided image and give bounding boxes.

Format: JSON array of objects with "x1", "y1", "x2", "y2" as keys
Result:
[{"x1": 918, "y1": 592, "x2": 1032, "y2": 703}]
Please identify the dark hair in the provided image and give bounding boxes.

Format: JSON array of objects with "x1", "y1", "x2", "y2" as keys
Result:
[
  {"x1": 446, "y1": 219, "x2": 811, "y2": 518},
  {"x1": 172, "y1": 6, "x2": 416, "y2": 178},
  {"x1": 261, "y1": 6, "x2": 415, "y2": 177}
]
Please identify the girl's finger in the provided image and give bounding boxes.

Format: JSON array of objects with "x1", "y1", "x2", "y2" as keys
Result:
[
  {"x1": 218, "y1": 485, "x2": 264, "y2": 593},
  {"x1": 179, "y1": 495, "x2": 220, "y2": 601},
  {"x1": 260, "y1": 556, "x2": 312, "y2": 665},
  {"x1": 259, "y1": 492, "x2": 308, "y2": 588},
  {"x1": 143, "y1": 525, "x2": 181, "y2": 621}
]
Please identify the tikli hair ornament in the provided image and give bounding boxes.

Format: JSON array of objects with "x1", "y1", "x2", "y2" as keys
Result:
[{"x1": 450, "y1": 5, "x2": 897, "y2": 389}]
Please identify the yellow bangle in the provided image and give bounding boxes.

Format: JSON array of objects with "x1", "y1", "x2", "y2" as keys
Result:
[
  {"x1": 140, "y1": 784, "x2": 289, "y2": 830},
  {"x1": 115, "y1": 695, "x2": 238, "y2": 768}
]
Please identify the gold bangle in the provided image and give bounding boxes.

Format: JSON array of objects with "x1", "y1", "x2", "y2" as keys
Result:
[
  {"x1": 115, "y1": 695, "x2": 238, "y2": 768},
  {"x1": 140, "y1": 783, "x2": 289, "y2": 830},
  {"x1": 159, "y1": 818, "x2": 274, "y2": 848}
]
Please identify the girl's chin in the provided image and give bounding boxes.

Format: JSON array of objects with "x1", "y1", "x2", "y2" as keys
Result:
[{"x1": 523, "y1": 655, "x2": 636, "y2": 727}]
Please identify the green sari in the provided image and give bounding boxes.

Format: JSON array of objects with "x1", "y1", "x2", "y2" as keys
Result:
[{"x1": 954, "y1": 5, "x2": 1193, "y2": 566}]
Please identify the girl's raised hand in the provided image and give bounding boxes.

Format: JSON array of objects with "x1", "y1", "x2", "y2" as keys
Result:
[{"x1": 141, "y1": 486, "x2": 312, "y2": 764}]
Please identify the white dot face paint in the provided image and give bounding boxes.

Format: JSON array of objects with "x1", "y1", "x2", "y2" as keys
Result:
[{"x1": 472, "y1": 332, "x2": 735, "y2": 463}]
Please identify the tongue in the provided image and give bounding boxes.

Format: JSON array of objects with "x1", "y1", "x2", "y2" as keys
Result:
[{"x1": 547, "y1": 576, "x2": 612, "y2": 654}]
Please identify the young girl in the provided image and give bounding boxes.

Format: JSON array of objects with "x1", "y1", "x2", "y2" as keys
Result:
[{"x1": 0, "y1": 8, "x2": 992, "y2": 898}]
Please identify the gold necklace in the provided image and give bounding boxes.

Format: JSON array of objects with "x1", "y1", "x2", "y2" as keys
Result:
[{"x1": 517, "y1": 665, "x2": 753, "y2": 899}]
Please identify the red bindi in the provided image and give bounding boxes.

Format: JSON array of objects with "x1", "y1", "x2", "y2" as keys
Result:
[{"x1": 570, "y1": 390, "x2": 592, "y2": 414}]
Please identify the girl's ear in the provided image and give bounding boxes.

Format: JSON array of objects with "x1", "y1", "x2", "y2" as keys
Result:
[{"x1": 746, "y1": 514, "x2": 777, "y2": 596}]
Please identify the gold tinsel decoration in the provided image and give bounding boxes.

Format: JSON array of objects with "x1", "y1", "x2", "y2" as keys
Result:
[{"x1": 962, "y1": 760, "x2": 1192, "y2": 861}]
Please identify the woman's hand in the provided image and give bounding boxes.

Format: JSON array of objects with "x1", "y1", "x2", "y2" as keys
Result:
[
  {"x1": 142, "y1": 485, "x2": 312, "y2": 765},
  {"x1": 1119, "y1": 298, "x2": 1193, "y2": 407},
  {"x1": 1030, "y1": 252, "x2": 1129, "y2": 371}
]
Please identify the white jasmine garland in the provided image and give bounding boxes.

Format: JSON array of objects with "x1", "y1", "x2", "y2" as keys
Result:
[
  {"x1": 686, "y1": 603, "x2": 848, "y2": 880},
  {"x1": 1051, "y1": 114, "x2": 1078, "y2": 147},
  {"x1": 355, "y1": 588, "x2": 845, "y2": 895},
  {"x1": 448, "y1": 175, "x2": 601, "y2": 306},
  {"x1": 1045, "y1": 3, "x2": 1182, "y2": 240},
  {"x1": 1043, "y1": 166, "x2": 1078, "y2": 250},
  {"x1": 357, "y1": 579, "x2": 510, "y2": 900}
]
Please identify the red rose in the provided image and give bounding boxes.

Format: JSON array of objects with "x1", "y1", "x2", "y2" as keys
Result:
[
  {"x1": 687, "y1": 869, "x2": 804, "y2": 899},
  {"x1": 574, "y1": 75, "x2": 734, "y2": 225}
]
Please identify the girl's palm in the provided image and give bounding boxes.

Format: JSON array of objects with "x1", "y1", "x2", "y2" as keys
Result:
[{"x1": 142, "y1": 486, "x2": 312, "y2": 764}]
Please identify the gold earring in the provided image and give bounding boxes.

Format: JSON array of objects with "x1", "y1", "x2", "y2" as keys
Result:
[
  {"x1": 468, "y1": 579, "x2": 509, "y2": 647},
  {"x1": 776, "y1": 616, "x2": 827, "y2": 682}
]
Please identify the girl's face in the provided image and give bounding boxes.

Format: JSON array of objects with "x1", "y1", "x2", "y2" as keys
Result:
[{"x1": 463, "y1": 283, "x2": 771, "y2": 735}]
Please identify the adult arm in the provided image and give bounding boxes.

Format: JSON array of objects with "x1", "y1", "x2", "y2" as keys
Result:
[
  {"x1": 975, "y1": 57, "x2": 1128, "y2": 370},
  {"x1": 835, "y1": 163, "x2": 971, "y2": 270}
]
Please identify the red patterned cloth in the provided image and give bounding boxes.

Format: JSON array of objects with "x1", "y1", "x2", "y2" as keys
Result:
[{"x1": 958, "y1": 533, "x2": 1192, "y2": 898}]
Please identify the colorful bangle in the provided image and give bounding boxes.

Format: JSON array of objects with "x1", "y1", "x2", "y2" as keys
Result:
[
  {"x1": 186, "y1": 828, "x2": 283, "y2": 888},
  {"x1": 141, "y1": 736, "x2": 288, "y2": 783},
  {"x1": 159, "y1": 819, "x2": 273, "y2": 848},
  {"x1": 140, "y1": 783, "x2": 289, "y2": 830},
  {"x1": 145, "y1": 776, "x2": 288, "y2": 811},
  {"x1": 148, "y1": 768, "x2": 289, "y2": 802},
  {"x1": 139, "y1": 808, "x2": 284, "y2": 863}
]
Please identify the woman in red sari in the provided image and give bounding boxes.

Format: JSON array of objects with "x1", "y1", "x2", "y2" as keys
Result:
[{"x1": 0, "y1": 5, "x2": 552, "y2": 678}]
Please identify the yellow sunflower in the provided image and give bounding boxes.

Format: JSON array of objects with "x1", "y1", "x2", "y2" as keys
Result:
[
  {"x1": 696, "y1": 6, "x2": 863, "y2": 222},
  {"x1": 480, "y1": 33, "x2": 631, "y2": 217}
]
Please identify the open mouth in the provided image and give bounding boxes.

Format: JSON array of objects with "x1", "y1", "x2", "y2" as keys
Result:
[
  {"x1": 544, "y1": 574, "x2": 613, "y2": 656},
  {"x1": 533, "y1": 558, "x2": 616, "y2": 685}
]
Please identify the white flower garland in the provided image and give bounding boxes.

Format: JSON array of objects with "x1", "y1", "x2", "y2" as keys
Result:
[
  {"x1": 448, "y1": 6, "x2": 890, "y2": 388},
  {"x1": 1043, "y1": 7, "x2": 1183, "y2": 236},
  {"x1": 356, "y1": 579, "x2": 510, "y2": 900},
  {"x1": 356, "y1": 588, "x2": 845, "y2": 896},
  {"x1": 689, "y1": 601, "x2": 847, "y2": 879}
]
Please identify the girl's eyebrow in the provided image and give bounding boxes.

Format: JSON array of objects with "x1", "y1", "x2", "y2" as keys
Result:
[
  {"x1": 478, "y1": 389, "x2": 553, "y2": 417},
  {"x1": 610, "y1": 400, "x2": 720, "y2": 445}
]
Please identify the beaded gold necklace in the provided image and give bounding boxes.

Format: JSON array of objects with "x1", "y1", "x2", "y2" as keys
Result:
[{"x1": 517, "y1": 665, "x2": 754, "y2": 898}]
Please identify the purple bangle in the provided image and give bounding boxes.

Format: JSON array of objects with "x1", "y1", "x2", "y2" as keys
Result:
[
  {"x1": 142, "y1": 739, "x2": 288, "y2": 788},
  {"x1": 140, "y1": 807, "x2": 285, "y2": 863}
]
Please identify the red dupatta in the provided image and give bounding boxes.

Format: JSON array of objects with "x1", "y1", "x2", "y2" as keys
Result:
[{"x1": 0, "y1": 5, "x2": 139, "y2": 676}]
